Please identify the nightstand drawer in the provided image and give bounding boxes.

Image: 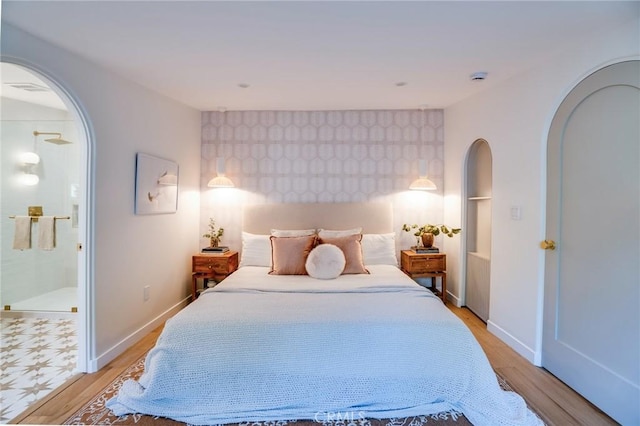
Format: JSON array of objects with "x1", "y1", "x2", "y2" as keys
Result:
[
  {"x1": 400, "y1": 251, "x2": 446, "y2": 273},
  {"x1": 193, "y1": 254, "x2": 238, "y2": 274},
  {"x1": 410, "y1": 257, "x2": 445, "y2": 272},
  {"x1": 193, "y1": 258, "x2": 227, "y2": 273}
]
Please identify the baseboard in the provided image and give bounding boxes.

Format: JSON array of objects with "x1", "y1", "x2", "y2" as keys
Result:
[
  {"x1": 487, "y1": 319, "x2": 537, "y2": 364},
  {"x1": 446, "y1": 291, "x2": 463, "y2": 307},
  {"x1": 90, "y1": 297, "x2": 189, "y2": 372}
]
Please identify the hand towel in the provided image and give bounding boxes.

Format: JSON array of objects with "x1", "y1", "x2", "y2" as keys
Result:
[
  {"x1": 38, "y1": 216, "x2": 56, "y2": 250},
  {"x1": 12, "y1": 216, "x2": 32, "y2": 250}
]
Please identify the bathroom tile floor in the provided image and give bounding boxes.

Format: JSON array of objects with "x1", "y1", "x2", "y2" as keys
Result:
[{"x1": 0, "y1": 316, "x2": 77, "y2": 423}]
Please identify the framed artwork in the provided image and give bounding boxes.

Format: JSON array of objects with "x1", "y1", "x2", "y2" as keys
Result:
[{"x1": 135, "y1": 152, "x2": 179, "y2": 215}]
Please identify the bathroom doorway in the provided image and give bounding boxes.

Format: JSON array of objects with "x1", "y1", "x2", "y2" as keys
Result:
[
  {"x1": 464, "y1": 139, "x2": 492, "y2": 322},
  {"x1": 0, "y1": 61, "x2": 91, "y2": 421}
]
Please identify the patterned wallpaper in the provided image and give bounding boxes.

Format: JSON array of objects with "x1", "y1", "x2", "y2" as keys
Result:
[{"x1": 200, "y1": 109, "x2": 445, "y2": 254}]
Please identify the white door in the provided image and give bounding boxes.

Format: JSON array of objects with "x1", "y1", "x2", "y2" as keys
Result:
[{"x1": 543, "y1": 60, "x2": 639, "y2": 425}]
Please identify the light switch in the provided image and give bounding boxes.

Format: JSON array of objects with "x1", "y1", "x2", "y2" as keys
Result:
[{"x1": 510, "y1": 206, "x2": 521, "y2": 220}]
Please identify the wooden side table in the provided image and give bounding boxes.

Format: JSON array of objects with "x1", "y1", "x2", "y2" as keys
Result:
[
  {"x1": 191, "y1": 251, "x2": 238, "y2": 301},
  {"x1": 400, "y1": 250, "x2": 447, "y2": 303}
]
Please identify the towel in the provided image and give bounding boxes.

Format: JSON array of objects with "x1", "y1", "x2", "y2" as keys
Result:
[
  {"x1": 12, "y1": 216, "x2": 32, "y2": 250},
  {"x1": 38, "y1": 216, "x2": 56, "y2": 250}
]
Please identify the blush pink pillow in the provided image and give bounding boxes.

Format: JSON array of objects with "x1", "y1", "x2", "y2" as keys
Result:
[
  {"x1": 269, "y1": 235, "x2": 317, "y2": 275},
  {"x1": 318, "y1": 234, "x2": 369, "y2": 275}
]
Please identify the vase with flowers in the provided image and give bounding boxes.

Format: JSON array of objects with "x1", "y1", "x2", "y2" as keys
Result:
[
  {"x1": 203, "y1": 218, "x2": 224, "y2": 248},
  {"x1": 402, "y1": 223, "x2": 461, "y2": 248}
]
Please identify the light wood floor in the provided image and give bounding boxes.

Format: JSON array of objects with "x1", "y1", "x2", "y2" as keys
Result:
[{"x1": 11, "y1": 305, "x2": 617, "y2": 425}]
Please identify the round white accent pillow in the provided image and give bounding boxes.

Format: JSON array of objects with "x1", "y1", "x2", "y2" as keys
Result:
[{"x1": 305, "y1": 244, "x2": 346, "y2": 280}]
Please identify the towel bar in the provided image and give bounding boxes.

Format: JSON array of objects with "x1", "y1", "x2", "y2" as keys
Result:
[{"x1": 9, "y1": 215, "x2": 70, "y2": 219}]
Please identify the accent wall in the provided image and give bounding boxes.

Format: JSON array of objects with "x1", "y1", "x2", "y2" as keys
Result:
[{"x1": 200, "y1": 109, "x2": 450, "y2": 257}]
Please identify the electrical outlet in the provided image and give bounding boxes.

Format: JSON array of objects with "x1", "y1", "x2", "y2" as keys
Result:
[{"x1": 144, "y1": 285, "x2": 150, "y2": 301}]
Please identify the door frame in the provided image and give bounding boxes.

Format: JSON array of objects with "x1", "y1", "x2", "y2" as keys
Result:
[{"x1": 1, "y1": 57, "x2": 95, "y2": 373}]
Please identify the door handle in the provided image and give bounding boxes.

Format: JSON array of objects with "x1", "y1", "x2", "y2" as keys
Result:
[{"x1": 540, "y1": 240, "x2": 556, "y2": 250}]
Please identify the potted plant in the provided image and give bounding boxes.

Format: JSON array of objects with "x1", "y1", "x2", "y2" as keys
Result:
[
  {"x1": 203, "y1": 218, "x2": 224, "y2": 248},
  {"x1": 402, "y1": 223, "x2": 461, "y2": 248}
]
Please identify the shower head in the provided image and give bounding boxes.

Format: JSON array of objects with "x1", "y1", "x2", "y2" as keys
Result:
[{"x1": 33, "y1": 131, "x2": 72, "y2": 145}]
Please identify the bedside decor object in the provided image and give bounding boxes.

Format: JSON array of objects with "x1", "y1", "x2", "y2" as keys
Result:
[
  {"x1": 305, "y1": 244, "x2": 346, "y2": 280},
  {"x1": 135, "y1": 153, "x2": 179, "y2": 215},
  {"x1": 402, "y1": 223, "x2": 461, "y2": 248},
  {"x1": 202, "y1": 218, "x2": 224, "y2": 248}
]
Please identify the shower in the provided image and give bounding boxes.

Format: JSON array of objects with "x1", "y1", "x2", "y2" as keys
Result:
[{"x1": 33, "y1": 130, "x2": 73, "y2": 145}]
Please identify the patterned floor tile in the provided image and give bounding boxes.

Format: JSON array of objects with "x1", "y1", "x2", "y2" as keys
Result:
[{"x1": 0, "y1": 317, "x2": 77, "y2": 423}]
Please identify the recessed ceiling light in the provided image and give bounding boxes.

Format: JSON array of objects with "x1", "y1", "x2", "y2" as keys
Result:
[
  {"x1": 470, "y1": 72, "x2": 488, "y2": 81},
  {"x1": 238, "y1": 83, "x2": 250, "y2": 89},
  {"x1": 418, "y1": 104, "x2": 429, "y2": 110},
  {"x1": 395, "y1": 82, "x2": 408, "y2": 87}
]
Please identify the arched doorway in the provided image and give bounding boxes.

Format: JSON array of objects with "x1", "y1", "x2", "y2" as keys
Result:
[
  {"x1": 463, "y1": 139, "x2": 492, "y2": 321},
  {"x1": 0, "y1": 60, "x2": 92, "y2": 420}
]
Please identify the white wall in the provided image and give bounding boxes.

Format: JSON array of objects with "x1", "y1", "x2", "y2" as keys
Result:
[
  {"x1": 1, "y1": 24, "x2": 202, "y2": 369},
  {"x1": 443, "y1": 17, "x2": 640, "y2": 364}
]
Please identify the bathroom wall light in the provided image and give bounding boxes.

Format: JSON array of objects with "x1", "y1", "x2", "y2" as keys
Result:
[
  {"x1": 19, "y1": 152, "x2": 40, "y2": 165},
  {"x1": 20, "y1": 172, "x2": 40, "y2": 186},
  {"x1": 207, "y1": 157, "x2": 234, "y2": 188}
]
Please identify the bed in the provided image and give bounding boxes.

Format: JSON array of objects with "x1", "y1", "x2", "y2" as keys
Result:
[{"x1": 107, "y1": 203, "x2": 541, "y2": 426}]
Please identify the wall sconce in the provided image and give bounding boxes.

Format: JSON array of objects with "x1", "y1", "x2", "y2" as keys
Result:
[
  {"x1": 207, "y1": 157, "x2": 234, "y2": 188},
  {"x1": 19, "y1": 152, "x2": 40, "y2": 165},
  {"x1": 18, "y1": 151, "x2": 40, "y2": 186},
  {"x1": 409, "y1": 159, "x2": 437, "y2": 191},
  {"x1": 409, "y1": 107, "x2": 437, "y2": 191}
]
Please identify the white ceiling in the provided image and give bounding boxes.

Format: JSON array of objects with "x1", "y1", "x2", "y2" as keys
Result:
[{"x1": 2, "y1": 1, "x2": 638, "y2": 111}]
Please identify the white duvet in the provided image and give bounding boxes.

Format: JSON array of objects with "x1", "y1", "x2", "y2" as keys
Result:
[{"x1": 107, "y1": 265, "x2": 542, "y2": 425}]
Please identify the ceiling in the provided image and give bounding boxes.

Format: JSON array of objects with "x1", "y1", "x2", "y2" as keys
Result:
[{"x1": 1, "y1": 1, "x2": 638, "y2": 111}]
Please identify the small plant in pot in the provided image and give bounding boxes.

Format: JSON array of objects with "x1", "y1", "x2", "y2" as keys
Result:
[
  {"x1": 203, "y1": 218, "x2": 224, "y2": 248},
  {"x1": 402, "y1": 223, "x2": 461, "y2": 248}
]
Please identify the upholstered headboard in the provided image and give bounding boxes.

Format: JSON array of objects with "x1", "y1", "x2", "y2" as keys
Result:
[{"x1": 243, "y1": 203, "x2": 393, "y2": 234}]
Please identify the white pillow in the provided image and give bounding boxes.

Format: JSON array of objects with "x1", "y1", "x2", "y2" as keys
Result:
[
  {"x1": 361, "y1": 233, "x2": 398, "y2": 266},
  {"x1": 317, "y1": 227, "x2": 362, "y2": 238},
  {"x1": 239, "y1": 232, "x2": 271, "y2": 267},
  {"x1": 305, "y1": 244, "x2": 346, "y2": 280},
  {"x1": 271, "y1": 229, "x2": 316, "y2": 237}
]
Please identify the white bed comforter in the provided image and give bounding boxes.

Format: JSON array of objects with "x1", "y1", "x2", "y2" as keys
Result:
[{"x1": 107, "y1": 265, "x2": 541, "y2": 426}]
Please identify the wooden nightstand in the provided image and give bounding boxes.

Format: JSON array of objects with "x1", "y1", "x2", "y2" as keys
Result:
[
  {"x1": 191, "y1": 251, "x2": 238, "y2": 301},
  {"x1": 400, "y1": 250, "x2": 447, "y2": 303}
]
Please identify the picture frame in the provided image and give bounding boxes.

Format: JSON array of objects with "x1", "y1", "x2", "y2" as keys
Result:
[{"x1": 135, "y1": 152, "x2": 179, "y2": 215}]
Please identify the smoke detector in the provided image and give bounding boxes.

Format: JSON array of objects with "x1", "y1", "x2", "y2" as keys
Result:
[{"x1": 470, "y1": 72, "x2": 488, "y2": 81}]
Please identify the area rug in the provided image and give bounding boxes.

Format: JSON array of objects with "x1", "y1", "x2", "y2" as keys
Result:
[{"x1": 64, "y1": 352, "x2": 521, "y2": 426}]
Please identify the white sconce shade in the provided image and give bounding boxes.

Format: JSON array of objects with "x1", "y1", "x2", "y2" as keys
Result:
[
  {"x1": 19, "y1": 152, "x2": 40, "y2": 165},
  {"x1": 409, "y1": 159, "x2": 437, "y2": 191},
  {"x1": 207, "y1": 157, "x2": 235, "y2": 188},
  {"x1": 20, "y1": 173, "x2": 40, "y2": 186}
]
